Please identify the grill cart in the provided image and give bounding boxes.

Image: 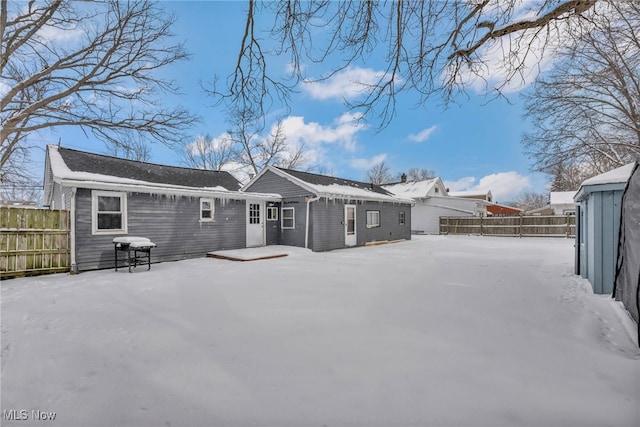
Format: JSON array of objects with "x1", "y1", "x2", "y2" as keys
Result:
[{"x1": 113, "y1": 237, "x2": 157, "y2": 273}]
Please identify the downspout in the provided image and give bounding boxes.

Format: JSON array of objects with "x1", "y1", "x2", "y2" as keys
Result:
[
  {"x1": 70, "y1": 187, "x2": 77, "y2": 274},
  {"x1": 305, "y1": 195, "x2": 321, "y2": 249}
]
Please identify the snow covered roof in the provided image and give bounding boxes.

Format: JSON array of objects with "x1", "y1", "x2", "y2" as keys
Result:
[
  {"x1": 382, "y1": 178, "x2": 442, "y2": 199},
  {"x1": 580, "y1": 163, "x2": 635, "y2": 187},
  {"x1": 53, "y1": 145, "x2": 241, "y2": 190},
  {"x1": 575, "y1": 162, "x2": 635, "y2": 201},
  {"x1": 448, "y1": 190, "x2": 493, "y2": 200},
  {"x1": 549, "y1": 191, "x2": 576, "y2": 205},
  {"x1": 245, "y1": 166, "x2": 413, "y2": 204},
  {"x1": 45, "y1": 145, "x2": 280, "y2": 201}
]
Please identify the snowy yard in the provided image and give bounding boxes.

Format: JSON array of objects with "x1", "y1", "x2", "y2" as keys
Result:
[{"x1": 1, "y1": 235, "x2": 639, "y2": 427}]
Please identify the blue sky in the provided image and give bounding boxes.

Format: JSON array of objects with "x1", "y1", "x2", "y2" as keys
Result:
[{"x1": 31, "y1": 1, "x2": 549, "y2": 203}]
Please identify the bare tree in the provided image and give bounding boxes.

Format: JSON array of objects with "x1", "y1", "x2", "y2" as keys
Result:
[
  {"x1": 183, "y1": 111, "x2": 309, "y2": 179},
  {"x1": 182, "y1": 134, "x2": 236, "y2": 171},
  {"x1": 402, "y1": 167, "x2": 437, "y2": 182},
  {"x1": 228, "y1": 109, "x2": 309, "y2": 175},
  {"x1": 504, "y1": 191, "x2": 548, "y2": 212},
  {"x1": 367, "y1": 160, "x2": 393, "y2": 185},
  {"x1": 105, "y1": 132, "x2": 151, "y2": 162},
  {"x1": 1, "y1": 0, "x2": 196, "y2": 182},
  {"x1": 211, "y1": 0, "x2": 600, "y2": 129},
  {"x1": 523, "y1": 1, "x2": 640, "y2": 178}
]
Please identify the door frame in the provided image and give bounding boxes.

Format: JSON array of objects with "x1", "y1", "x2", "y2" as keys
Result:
[
  {"x1": 344, "y1": 204, "x2": 357, "y2": 246},
  {"x1": 246, "y1": 200, "x2": 265, "y2": 247}
]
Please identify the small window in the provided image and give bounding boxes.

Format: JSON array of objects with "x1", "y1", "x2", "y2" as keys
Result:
[
  {"x1": 92, "y1": 191, "x2": 127, "y2": 235},
  {"x1": 399, "y1": 211, "x2": 406, "y2": 225},
  {"x1": 267, "y1": 206, "x2": 278, "y2": 220},
  {"x1": 200, "y1": 198, "x2": 215, "y2": 221},
  {"x1": 248, "y1": 203, "x2": 261, "y2": 224},
  {"x1": 282, "y1": 207, "x2": 295, "y2": 229},
  {"x1": 434, "y1": 187, "x2": 439, "y2": 194},
  {"x1": 366, "y1": 210, "x2": 380, "y2": 228}
]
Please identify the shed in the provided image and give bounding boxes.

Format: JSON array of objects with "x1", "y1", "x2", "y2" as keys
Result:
[
  {"x1": 613, "y1": 158, "x2": 640, "y2": 342},
  {"x1": 574, "y1": 163, "x2": 635, "y2": 294}
]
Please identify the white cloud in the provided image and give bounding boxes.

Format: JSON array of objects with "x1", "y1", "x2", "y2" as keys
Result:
[
  {"x1": 280, "y1": 113, "x2": 367, "y2": 153},
  {"x1": 303, "y1": 66, "x2": 396, "y2": 101},
  {"x1": 445, "y1": 171, "x2": 531, "y2": 202},
  {"x1": 350, "y1": 153, "x2": 387, "y2": 170},
  {"x1": 408, "y1": 125, "x2": 438, "y2": 143}
]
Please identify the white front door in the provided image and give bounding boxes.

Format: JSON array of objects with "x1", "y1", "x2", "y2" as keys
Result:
[
  {"x1": 246, "y1": 201, "x2": 265, "y2": 247},
  {"x1": 345, "y1": 204, "x2": 356, "y2": 246}
]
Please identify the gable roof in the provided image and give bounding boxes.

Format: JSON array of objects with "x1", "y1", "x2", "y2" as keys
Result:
[
  {"x1": 53, "y1": 146, "x2": 241, "y2": 190},
  {"x1": 382, "y1": 178, "x2": 443, "y2": 199},
  {"x1": 44, "y1": 145, "x2": 281, "y2": 204},
  {"x1": 575, "y1": 162, "x2": 635, "y2": 201},
  {"x1": 243, "y1": 166, "x2": 413, "y2": 203}
]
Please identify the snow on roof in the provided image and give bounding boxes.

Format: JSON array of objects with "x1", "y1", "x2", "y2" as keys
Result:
[
  {"x1": 382, "y1": 178, "x2": 440, "y2": 199},
  {"x1": 580, "y1": 163, "x2": 635, "y2": 187},
  {"x1": 47, "y1": 145, "x2": 280, "y2": 200},
  {"x1": 549, "y1": 191, "x2": 576, "y2": 205},
  {"x1": 448, "y1": 190, "x2": 492, "y2": 199},
  {"x1": 269, "y1": 167, "x2": 413, "y2": 204}
]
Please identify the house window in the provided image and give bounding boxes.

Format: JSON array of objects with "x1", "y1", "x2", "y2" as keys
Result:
[
  {"x1": 399, "y1": 211, "x2": 406, "y2": 225},
  {"x1": 282, "y1": 207, "x2": 295, "y2": 229},
  {"x1": 366, "y1": 210, "x2": 380, "y2": 228},
  {"x1": 200, "y1": 198, "x2": 215, "y2": 221},
  {"x1": 92, "y1": 191, "x2": 127, "y2": 235},
  {"x1": 434, "y1": 187, "x2": 439, "y2": 194},
  {"x1": 267, "y1": 206, "x2": 278, "y2": 221}
]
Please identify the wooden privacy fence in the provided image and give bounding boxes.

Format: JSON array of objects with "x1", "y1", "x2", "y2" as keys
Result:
[
  {"x1": 440, "y1": 215, "x2": 575, "y2": 238},
  {"x1": 1, "y1": 208, "x2": 71, "y2": 279}
]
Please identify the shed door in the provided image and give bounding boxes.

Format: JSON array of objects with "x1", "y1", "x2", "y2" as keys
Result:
[
  {"x1": 345, "y1": 204, "x2": 356, "y2": 246},
  {"x1": 246, "y1": 201, "x2": 265, "y2": 247}
]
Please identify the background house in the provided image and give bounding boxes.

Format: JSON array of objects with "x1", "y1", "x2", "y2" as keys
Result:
[
  {"x1": 243, "y1": 166, "x2": 412, "y2": 251},
  {"x1": 575, "y1": 162, "x2": 635, "y2": 294},
  {"x1": 383, "y1": 177, "x2": 487, "y2": 234},
  {"x1": 43, "y1": 145, "x2": 278, "y2": 272},
  {"x1": 527, "y1": 191, "x2": 577, "y2": 216}
]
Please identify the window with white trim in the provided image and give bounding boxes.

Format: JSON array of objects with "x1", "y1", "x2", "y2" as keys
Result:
[
  {"x1": 366, "y1": 210, "x2": 380, "y2": 228},
  {"x1": 399, "y1": 211, "x2": 406, "y2": 225},
  {"x1": 92, "y1": 191, "x2": 127, "y2": 235},
  {"x1": 267, "y1": 206, "x2": 278, "y2": 221},
  {"x1": 282, "y1": 207, "x2": 295, "y2": 229},
  {"x1": 200, "y1": 198, "x2": 215, "y2": 221}
]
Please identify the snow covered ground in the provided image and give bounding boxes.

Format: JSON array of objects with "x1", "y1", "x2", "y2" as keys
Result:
[{"x1": 2, "y1": 235, "x2": 639, "y2": 427}]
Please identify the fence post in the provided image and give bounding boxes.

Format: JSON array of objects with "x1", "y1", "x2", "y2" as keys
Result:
[
  {"x1": 519, "y1": 215, "x2": 523, "y2": 238},
  {"x1": 480, "y1": 215, "x2": 483, "y2": 236}
]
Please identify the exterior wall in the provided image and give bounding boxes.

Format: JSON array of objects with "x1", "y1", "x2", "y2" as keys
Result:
[
  {"x1": 73, "y1": 188, "x2": 246, "y2": 271},
  {"x1": 279, "y1": 197, "x2": 307, "y2": 248},
  {"x1": 244, "y1": 170, "x2": 312, "y2": 198},
  {"x1": 310, "y1": 199, "x2": 411, "y2": 251},
  {"x1": 577, "y1": 188, "x2": 624, "y2": 294}
]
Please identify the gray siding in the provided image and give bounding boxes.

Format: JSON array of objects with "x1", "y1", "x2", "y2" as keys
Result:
[
  {"x1": 73, "y1": 188, "x2": 246, "y2": 271},
  {"x1": 310, "y1": 199, "x2": 411, "y2": 251},
  {"x1": 245, "y1": 170, "x2": 313, "y2": 198},
  {"x1": 279, "y1": 197, "x2": 307, "y2": 248}
]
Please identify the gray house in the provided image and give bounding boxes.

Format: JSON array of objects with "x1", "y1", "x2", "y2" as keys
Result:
[
  {"x1": 43, "y1": 145, "x2": 279, "y2": 272},
  {"x1": 574, "y1": 162, "x2": 635, "y2": 294},
  {"x1": 242, "y1": 166, "x2": 413, "y2": 251}
]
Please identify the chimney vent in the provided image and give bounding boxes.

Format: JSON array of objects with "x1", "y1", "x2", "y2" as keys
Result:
[{"x1": 401, "y1": 173, "x2": 407, "y2": 183}]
